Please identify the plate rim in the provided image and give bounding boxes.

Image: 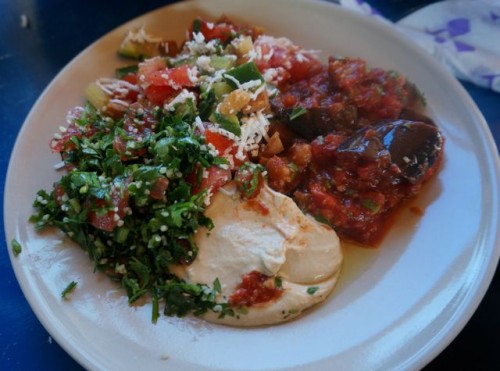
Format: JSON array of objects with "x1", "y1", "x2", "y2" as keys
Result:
[{"x1": 5, "y1": 0, "x2": 500, "y2": 369}]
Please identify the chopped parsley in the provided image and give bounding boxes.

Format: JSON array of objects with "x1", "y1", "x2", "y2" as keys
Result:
[
  {"x1": 289, "y1": 106, "x2": 308, "y2": 120},
  {"x1": 307, "y1": 286, "x2": 319, "y2": 295},
  {"x1": 361, "y1": 198, "x2": 381, "y2": 213},
  {"x1": 11, "y1": 239, "x2": 22, "y2": 256},
  {"x1": 30, "y1": 102, "x2": 230, "y2": 320},
  {"x1": 234, "y1": 162, "x2": 265, "y2": 199},
  {"x1": 61, "y1": 281, "x2": 78, "y2": 299},
  {"x1": 274, "y1": 276, "x2": 283, "y2": 289}
]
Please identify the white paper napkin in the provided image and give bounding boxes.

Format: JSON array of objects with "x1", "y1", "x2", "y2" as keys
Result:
[{"x1": 339, "y1": 0, "x2": 500, "y2": 93}]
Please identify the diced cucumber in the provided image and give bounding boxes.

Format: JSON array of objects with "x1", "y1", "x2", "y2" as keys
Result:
[
  {"x1": 115, "y1": 227, "x2": 130, "y2": 244},
  {"x1": 118, "y1": 39, "x2": 161, "y2": 60},
  {"x1": 171, "y1": 56, "x2": 197, "y2": 67},
  {"x1": 212, "y1": 82, "x2": 234, "y2": 100},
  {"x1": 209, "y1": 55, "x2": 236, "y2": 71},
  {"x1": 85, "y1": 82, "x2": 109, "y2": 111}
]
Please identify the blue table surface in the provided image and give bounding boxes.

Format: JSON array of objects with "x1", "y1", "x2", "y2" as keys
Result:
[{"x1": 1, "y1": 1, "x2": 499, "y2": 370}]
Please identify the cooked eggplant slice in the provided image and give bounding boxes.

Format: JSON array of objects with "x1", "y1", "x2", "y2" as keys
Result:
[
  {"x1": 272, "y1": 104, "x2": 358, "y2": 140},
  {"x1": 336, "y1": 120, "x2": 444, "y2": 184}
]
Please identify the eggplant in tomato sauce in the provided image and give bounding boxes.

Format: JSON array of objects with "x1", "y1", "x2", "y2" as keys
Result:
[{"x1": 266, "y1": 56, "x2": 444, "y2": 246}]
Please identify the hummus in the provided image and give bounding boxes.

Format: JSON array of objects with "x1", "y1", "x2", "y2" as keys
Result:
[{"x1": 171, "y1": 182, "x2": 343, "y2": 326}]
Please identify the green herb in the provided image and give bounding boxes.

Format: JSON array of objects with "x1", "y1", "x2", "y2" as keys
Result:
[
  {"x1": 61, "y1": 281, "x2": 78, "y2": 299},
  {"x1": 361, "y1": 198, "x2": 381, "y2": 213},
  {"x1": 11, "y1": 239, "x2": 22, "y2": 256},
  {"x1": 30, "y1": 102, "x2": 230, "y2": 319},
  {"x1": 213, "y1": 278, "x2": 222, "y2": 294},
  {"x1": 235, "y1": 162, "x2": 265, "y2": 199},
  {"x1": 289, "y1": 106, "x2": 308, "y2": 120},
  {"x1": 192, "y1": 19, "x2": 202, "y2": 33},
  {"x1": 274, "y1": 276, "x2": 282, "y2": 289},
  {"x1": 151, "y1": 292, "x2": 160, "y2": 324},
  {"x1": 198, "y1": 90, "x2": 216, "y2": 121},
  {"x1": 307, "y1": 286, "x2": 319, "y2": 295}
]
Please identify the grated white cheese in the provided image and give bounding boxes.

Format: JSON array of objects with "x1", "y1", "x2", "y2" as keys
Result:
[
  {"x1": 183, "y1": 33, "x2": 219, "y2": 55},
  {"x1": 187, "y1": 66, "x2": 199, "y2": 84},
  {"x1": 121, "y1": 26, "x2": 162, "y2": 45},
  {"x1": 194, "y1": 116, "x2": 206, "y2": 134},
  {"x1": 192, "y1": 31, "x2": 205, "y2": 43},
  {"x1": 65, "y1": 106, "x2": 84, "y2": 124},
  {"x1": 108, "y1": 98, "x2": 130, "y2": 108},
  {"x1": 203, "y1": 68, "x2": 227, "y2": 92},
  {"x1": 163, "y1": 89, "x2": 197, "y2": 111},
  {"x1": 250, "y1": 83, "x2": 267, "y2": 101},
  {"x1": 96, "y1": 78, "x2": 139, "y2": 99},
  {"x1": 229, "y1": 110, "x2": 271, "y2": 161},
  {"x1": 196, "y1": 55, "x2": 214, "y2": 73}
]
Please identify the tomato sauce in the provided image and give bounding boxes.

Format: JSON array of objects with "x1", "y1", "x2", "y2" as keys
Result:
[
  {"x1": 229, "y1": 271, "x2": 283, "y2": 306},
  {"x1": 267, "y1": 56, "x2": 443, "y2": 246}
]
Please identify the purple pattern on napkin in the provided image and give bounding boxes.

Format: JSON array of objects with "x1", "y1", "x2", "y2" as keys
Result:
[
  {"x1": 481, "y1": 73, "x2": 500, "y2": 90},
  {"x1": 340, "y1": 0, "x2": 500, "y2": 92},
  {"x1": 447, "y1": 18, "x2": 470, "y2": 37},
  {"x1": 426, "y1": 18, "x2": 475, "y2": 52}
]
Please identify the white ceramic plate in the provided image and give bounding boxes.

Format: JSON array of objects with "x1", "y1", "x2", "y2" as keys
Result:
[{"x1": 5, "y1": 0, "x2": 500, "y2": 369}]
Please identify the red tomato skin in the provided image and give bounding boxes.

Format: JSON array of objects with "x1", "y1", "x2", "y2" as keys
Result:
[
  {"x1": 203, "y1": 129, "x2": 247, "y2": 169},
  {"x1": 144, "y1": 85, "x2": 175, "y2": 106},
  {"x1": 145, "y1": 66, "x2": 195, "y2": 88},
  {"x1": 191, "y1": 165, "x2": 231, "y2": 195},
  {"x1": 150, "y1": 177, "x2": 169, "y2": 200},
  {"x1": 204, "y1": 129, "x2": 235, "y2": 154},
  {"x1": 88, "y1": 181, "x2": 129, "y2": 232},
  {"x1": 190, "y1": 19, "x2": 236, "y2": 43}
]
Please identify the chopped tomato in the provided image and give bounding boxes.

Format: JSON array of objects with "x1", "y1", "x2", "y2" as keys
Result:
[
  {"x1": 53, "y1": 183, "x2": 66, "y2": 205},
  {"x1": 122, "y1": 103, "x2": 157, "y2": 134},
  {"x1": 144, "y1": 65, "x2": 196, "y2": 88},
  {"x1": 204, "y1": 129, "x2": 235, "y2": 154},
  {"x1": 191, "y1": 165, "x2": 231, "y2": 195},
  {"x1": 112, "y1": 135, "x2": 147, "y2": 160},
  {"x1": 121, "y1": 73, "x2": 138, "y2": 85},
  {"x1": 88, "y1": 205, "x2": 117, "y2": 233},
  {"x1": 204, "y1": 129, "x2": 246, "y2": 168},
  {"x1": 88, "y1": 180, "x2": 129, "y2": 232},
  {"x1": 168, "y1": 65, "x2": 197, "y2": 87},
  {"x1": 289, "y1": 58, "x2": 319, "y2": 82},
  {"x1": 234, "y1": 164, "x2": 264, "y2": 199},
  {"x1": 137, "y1": 57, "x2": 166, "y2": 79},
  {"x1": 143, "y1": 65, "x2": 197, "y2": 105},
  {"x1": 112, "y1": 105, "x2": 155, "y2": 160},
  {"x1": 252, "y1": 38, "x2": 322, "y2": 85},
  {"x1": 120, "y1": 73, "x2": 140, "y2": 101},
  {"x1": 50, "y1": 121, "x2": 99, "y2": 154},
  {"x1": 190, "y1": 19, "x2": 237, "y2": 43},
  {"x1": 145, "y1": 85, "x2": 175, "y2": 106},
  {"x1": 150, "y1": 177, "x2": 169, "y2": 200}
]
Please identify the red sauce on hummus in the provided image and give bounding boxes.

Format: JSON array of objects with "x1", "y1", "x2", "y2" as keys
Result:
[{"x1": 229, "y1": 271, "x2": 283, "y2": 306}]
